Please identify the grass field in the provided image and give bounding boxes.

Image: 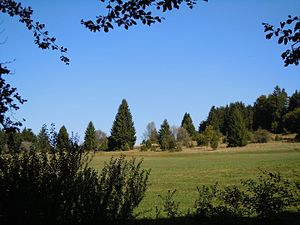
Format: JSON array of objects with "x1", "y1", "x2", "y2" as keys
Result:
[{"x1": 90, "y1": 142, "x2": 300, "y2": 218}]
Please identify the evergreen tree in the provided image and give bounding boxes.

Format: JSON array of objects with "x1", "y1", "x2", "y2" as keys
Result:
[
  {"x1": 0, "y1": 129, "x2": 7, "y2": 153},
  {"x1": 198, "y1": 120, "x2": 207, "y2": 133},
  {"x1": 21, "y1": 128, "x2": 36, "y2": 143},
  {"x1": 57, "y1": 125, "x2": 70, "y2": 151},
  {"x1": 227, "y1": 107, "x2": 248, "y2": 147},
  {"x1": 109, "y1": 99, "x2": 136, "y2": 150},
  {"x1": 37, "y1": 124, "x2": 51, "y2": 152},
  {"x1": 158, "y1": 119, "x2": 174, "y2": 151},
  {"x1": 83, "y1": 121, "x2": 97, "y2": 151},
  {"x1": 6, "y1": 131, "x2": 21, "y2": 152},
  {"x1": 206, "y1": 106, "x2": 222, "y2": 131},
  {"x1": 253, "y1": 95, "x2": 272, "y2": 131},
  {"x1": 283, "y1": 108, "x2": 300, "y2": 135},
  {"x1": 288, "y1": 90, "x2": 300, "y2": 112},
  {"x1": 269, "y1": 86, "x2": 288, "y2": 133},
  {"x1": 181, "y1": 112, "x2": 197, "y2": 140}
]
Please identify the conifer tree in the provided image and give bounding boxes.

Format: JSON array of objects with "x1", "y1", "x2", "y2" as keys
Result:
[
  {"x1": 0, "y1": 129, "x2": 7, "y2": 153},
  {"x1": 181, "y1": 112, "x2": 197, "y2": 140},
  {"x1": 288, "y1": 90, "x2": 300, "y2": 112},
  {"x1": 21, "y1": 128, "x2": 36, "y2": 143},
  {"x1": 57, "y1": 125, "x2": 70, "y2": 151},
  {"x1": 227, "y1": 107, "x2": 248, "y2": 147},
  {"x1": 158, "y1": 119, "x2": 175, "y2": 150},
  {"x1": 83, "y1": 121, "x2": 97, "y2": 151},
  {"x1": 37, "y1": 124, "x2": 51, "y2": 152},
  {"x1": 109, "y1": 99, "x2": 136, "y2": 150}
]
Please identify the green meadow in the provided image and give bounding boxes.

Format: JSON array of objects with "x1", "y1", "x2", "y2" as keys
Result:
[{"x1": 90, "y1": 142, "x2": 300, "y2": 218}]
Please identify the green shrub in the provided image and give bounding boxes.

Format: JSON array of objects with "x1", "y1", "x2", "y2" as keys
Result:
[
  {"x1": 241, "y1": 171, "x2": 298, "y2": 218},
  {"x1": 197, "y1": 133, "x2": 208, "y2": 146},
  {"x1": 252, "y1": 129, "x2": 272, "y2": 143},
  {"x1": 156, "y1": 190, "x2": 181, "y2": 218},
  {"x1": 194, "y1": 171, "x2": 299, "y2": 219},
  {"x1": 274, "y1": 135, "x2": 283, "y2": 141},
  {"x1": 0, "y1": 145, "x2": 150, "y2": 225},
  {"x1": 140, "y1": 140, "x2": 153, "y2": 151},
  {"x1": 210, "y1": 131, "x2": 220, "y2": 150}
]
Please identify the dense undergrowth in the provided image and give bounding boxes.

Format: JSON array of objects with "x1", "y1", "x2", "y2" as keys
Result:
[{"x1": 0, "y1": 144, "x2": 150, "y2": 225}]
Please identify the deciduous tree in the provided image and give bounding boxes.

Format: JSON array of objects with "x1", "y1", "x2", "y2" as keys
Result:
[
  {"x1": 263, "y1": 15, "x2": 300, "y2": 67},
  {"x1": 0, "y1": 64, "x2": 26, "y2": 131},
  {"x1": 143, "y1": 121, "x2": 158, "y2": 144}
]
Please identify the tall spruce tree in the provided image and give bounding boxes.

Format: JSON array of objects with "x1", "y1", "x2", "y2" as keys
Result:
[
  {"x1": 83, "y1": 121, "x2": 97, "y2": 151},
  {"x1": 109, "y1": 99, "x2": 136, "y2": 151},
  {"x1": 57, "y1": 125, "x2": 70, "y2": 151},
  {"x1": 37, "y1": 124, "x2": 51, "y2": 152},
  {"x1": 227, "y1": 107, "x2": 248, "y2": 147},
  {"x1": 158, "y1": 119, "x2": 175, "y2": 150},
  {"x1": 181, "y1": 113, "x2": 197, "y2": 140}
]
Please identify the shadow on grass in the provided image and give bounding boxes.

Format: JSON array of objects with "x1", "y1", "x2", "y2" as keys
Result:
[{"x1": 132, "y1": 212, "x2": 300, "y2": 225}]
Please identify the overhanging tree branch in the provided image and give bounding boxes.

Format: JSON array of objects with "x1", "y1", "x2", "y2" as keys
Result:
[
  {"x1": 0, "y1": 0, "x2": 69, "y2": 64},
  {"x1": 263, "y1": 15, "x2": 300, "y2": 67},
  {"x1": 82, "y1": 0, "x2": 208, "y2": 32}
]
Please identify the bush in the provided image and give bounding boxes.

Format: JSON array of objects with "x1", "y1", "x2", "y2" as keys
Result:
[
  {"x1": 241, "y1": 171, "x2": 298, "y2": 218},
  {"x1": 197, "y1": 127, "x2": 220, "y2": 150},
  {"x1": 0, "y1": 145, "x2": 150, "y2": 225},
  {"x1": 295, "y1": 133, "x2": 300, "y2": 142},
  {"x1": 274, "y1": 135, "x2": 283, "y2": 141},
  {"x1": 156, "y1": 190, "x2": 181, "y2": 218},
  {"x1": 197, "y1": 133, "x2": 208, "y2": 146},
  {"x1": 194, "y1": 171, "x2": 299, "y2": 219},
  {"x1": 210, "y1": 131, "x2": 220, "y2": 150},
  {"x1": 252, "y1": 129, "x2": 272, "y2": 143}
]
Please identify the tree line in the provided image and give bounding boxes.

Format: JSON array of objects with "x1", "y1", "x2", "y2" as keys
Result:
[
  {"x1": 0, "y1": 86, "x2": 299, "y2": 153},
  {"x1": 199, "y1": 86, "x2": 300, "y2": 146}
]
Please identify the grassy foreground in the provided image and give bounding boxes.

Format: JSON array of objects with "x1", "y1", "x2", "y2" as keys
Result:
[{"x1": 90, "y1": 142, "x2": 300, "y2": 218}]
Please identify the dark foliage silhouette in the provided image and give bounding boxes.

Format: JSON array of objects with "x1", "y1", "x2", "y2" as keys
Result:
[
  {"x1": 82, "y1": 0, "x2": 208, "y2": 32},
  {"x1": 0, "y1": 64, "x2": 26, "y2": 131},
  {"x1": 83, "y1": 121, "x2": 97, "y2": 151},
  {"x1": 0, "y1": 0, "x2": 69, "y2": 64},
  {"x1": 194, "y1": 171, "x2": 299, "y2": 219},
  {"x1": 263, "y1": 15, "x2": 300, "y2": 67},
  {"x1": 0, "y1": 141, "x2": 150, "y2": 225}
]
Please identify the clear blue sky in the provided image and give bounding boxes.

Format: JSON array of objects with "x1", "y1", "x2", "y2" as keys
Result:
[{"x1": 1, "y1": 0, "x2": 299, "y2": 143}]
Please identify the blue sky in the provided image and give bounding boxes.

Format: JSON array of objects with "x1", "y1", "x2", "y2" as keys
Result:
[{"x1": 1, "y1": 0, "x2": 299, "y2": 143}]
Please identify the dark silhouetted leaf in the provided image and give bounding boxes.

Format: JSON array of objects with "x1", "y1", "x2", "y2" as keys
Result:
[{"x1": 266, "y1": 33, "x2": 273, "y2": 39}]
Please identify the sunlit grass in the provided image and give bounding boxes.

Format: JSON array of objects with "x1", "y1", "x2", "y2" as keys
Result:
[{"x1": 90, "y1": 142, "x2": 300, "y2": 218}]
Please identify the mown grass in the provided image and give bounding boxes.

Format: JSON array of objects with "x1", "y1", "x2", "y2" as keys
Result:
[{"x1": 90, "y1": 142, "x2": 300, "y2": 218}]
